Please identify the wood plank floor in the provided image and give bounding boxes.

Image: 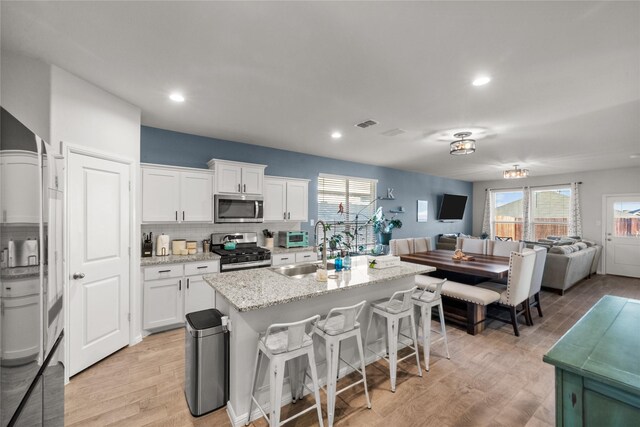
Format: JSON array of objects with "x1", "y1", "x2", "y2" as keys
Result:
[{"x1": 65, "y1": 274, "x2": 640, "y2": 426}]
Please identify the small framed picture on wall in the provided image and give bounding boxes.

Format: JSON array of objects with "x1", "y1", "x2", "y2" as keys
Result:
[{"x1": 417, "y1": 200, "x2": 428, "y2": 222}]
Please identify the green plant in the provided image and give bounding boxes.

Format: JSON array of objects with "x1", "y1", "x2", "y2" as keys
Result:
[{"x1": 369, "y1": 207, "x2": 402, "y2": 234}]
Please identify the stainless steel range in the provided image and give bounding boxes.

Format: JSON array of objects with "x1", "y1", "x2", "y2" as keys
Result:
[{"x1": 210, "y1": 232, "x2": 271, "y2": 272}]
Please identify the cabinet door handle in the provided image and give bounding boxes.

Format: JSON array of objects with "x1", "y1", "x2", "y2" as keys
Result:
[
  {"x1": 187, "y1": 278, "x2": 190, "y2": 289},
  {"x1": 238, "y1": 183, "x2": 241, "y2": 192},
  {"x1": 175, "y1": 211, "x2": 178, "y2": 221},
  {"x1": 179, "y1": 279, "x2": 182, "y2": 291},
  {"x1": 244, "y1": 184, "x2": 247, "y2": 193},
  {"x1": 288, "y1": 212, "x2": 291, "y2": 220},
  {"x1": 159, "y1": 269, "x2": 171, "y2": 273},
  {"x1": 281, "y1": 257, "x2": 289, "y2": 261},
  {"x1": 284, "y1": 212, "x2": 287, "y2": 219},
  {"x1": 183, "y1": 211, "x2": 185, "y2": 221},
  {"x1": 197, "y1": 266, "x2": 208, "y2": 269}
]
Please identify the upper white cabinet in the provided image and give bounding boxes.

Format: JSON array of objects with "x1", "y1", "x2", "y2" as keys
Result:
[
  {"x1": 264, "y1": 176, "x2": 309, "y2": 222},
  {"x1": 1, "y1": 151, "x2": 40, "y2": 224},
  {"x1": 142, "y1": 164, "x2": 213, "y2": 223},
  {"x1": 207, "y1": 159, "x2": 266, "y2": 195}
]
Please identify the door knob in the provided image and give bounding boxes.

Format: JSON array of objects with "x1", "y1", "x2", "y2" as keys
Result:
[
  {"x1": 73, "y1": 272, "x2": 85, "y2": 280},
  {"x1": 607, "y1": 238, "x2": 612, "y2": 241}
]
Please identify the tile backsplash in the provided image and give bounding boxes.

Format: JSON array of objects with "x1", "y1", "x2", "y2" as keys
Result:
[
  {"x1": 1, "y1": 225, "x2": 40, "y2": 251},
  {"x1": 140, "y1": 222, "x2": 302, "y2": 252}
]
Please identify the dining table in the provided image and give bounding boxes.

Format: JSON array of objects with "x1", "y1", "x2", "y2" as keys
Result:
[{"x1": 399, "y1": 249, "x2": 510, "y2": 279}]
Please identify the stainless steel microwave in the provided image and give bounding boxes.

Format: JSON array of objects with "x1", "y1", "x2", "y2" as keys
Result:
[{"x1": 214, "y1": 194, "x2": 264, "y2": 223}]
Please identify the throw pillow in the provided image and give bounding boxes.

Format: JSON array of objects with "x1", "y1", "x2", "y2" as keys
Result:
[
  {"x1": 549, "y1": 246, "x2": 572, "y2": 255},
  {"x1": 575, "y1": 242, "x2": 588, "y2": 251}
]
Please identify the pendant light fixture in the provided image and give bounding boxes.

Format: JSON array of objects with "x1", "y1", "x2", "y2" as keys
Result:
[
  {"x1": 449, "y1": 132, "x2": 476, "y2": 155},
  {"x1": 503, "y1": 164, "x2": 530, "y2": 179}
]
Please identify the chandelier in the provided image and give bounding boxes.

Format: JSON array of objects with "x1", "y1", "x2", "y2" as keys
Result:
[
  {"x1": 449, "y1": 132, "x2": 476, "y2": 155},
  {"x1": 503, "y1": 164, "x2": 530, "y2": 179}
]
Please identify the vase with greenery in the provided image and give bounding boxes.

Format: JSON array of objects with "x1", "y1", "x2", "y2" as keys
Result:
[{"x1": 369, "y1": 207, "x2": 402, "y2": 246}]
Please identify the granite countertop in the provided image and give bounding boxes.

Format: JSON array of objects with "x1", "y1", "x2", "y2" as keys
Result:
[
  {"x1": 1, "y1": 265, "x2": 44, "y2": 280},
  {"x1": 267, "y1": 246, "x2": 317, "y2": 254},
  {"x1": 140, "y1": 252, "x2": 221, "y2": 266},
  {"x1": 204, "y1": 257, "x2": 434, "y2": 312}
]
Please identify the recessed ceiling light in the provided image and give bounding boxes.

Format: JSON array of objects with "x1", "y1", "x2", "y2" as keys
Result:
[
  {"x1": 630, "y1": 153, "x2": 640, "y2": 159},
  {"x1": 472, "y1": 76, "x2": 491, "y2": 86},
  {"x1": 169, "y1": 93, "x2": 185, "y2": 102},
  {"x1": 331, "y1": 131, "x2": 342, "y2": 139}
]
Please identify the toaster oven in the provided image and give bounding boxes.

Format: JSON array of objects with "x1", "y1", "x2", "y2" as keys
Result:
[{"x1": 277, "y1": 231, "x2": 308, "y2": 248}]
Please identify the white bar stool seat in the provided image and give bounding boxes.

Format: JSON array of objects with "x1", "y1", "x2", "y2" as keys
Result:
[
  {"x1": 412, "y1": 278, "x2": 451, "y2": 371},
  {"x1": 313, "y1": 301, "x2": 371, "y2": 427},
  {"x1": 246, "y1": 315, "x2": 324, "y2": 427},
  {"x1": 364, "y1": 287, "x2": 422, "y2": 392}
]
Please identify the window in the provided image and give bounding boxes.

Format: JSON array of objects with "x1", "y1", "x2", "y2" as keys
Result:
[
  {"x1": 531, "y1": 187, "x2": 570, "y2": 240},
  {"x1": 492, "y1": 190, "x2": 524, "y2": 241},
  {"x1": 317, "y1": 174, "x2": 377, "y2": 252}
]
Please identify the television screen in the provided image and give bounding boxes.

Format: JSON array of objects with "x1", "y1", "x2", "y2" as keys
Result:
[{"x1": 438, "y1": 194, "x2": 467, "y2": 220}]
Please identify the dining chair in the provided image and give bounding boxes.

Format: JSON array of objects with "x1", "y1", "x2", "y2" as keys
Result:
[
  {"x1": 413, "y1": 237, "x2": 432, "y2": 253},
  {"x1": 487, "y1": 240, "x2": 524, "y2": 257},
  {"x1": 456, "y1": 237, "x2": 487, "y2": 255},
  {"x1": 495, "y1": 236, "x2": 513, "y2": 241},
  {"x1": 476, "y1": 249, "x2": 536, "y2": 336},
  {"x1": 525, "y1": 246, "x2": 547, "y2": 325},
  {"x1": 390, "y1": 238, "x2": 414, "y2": 256}
]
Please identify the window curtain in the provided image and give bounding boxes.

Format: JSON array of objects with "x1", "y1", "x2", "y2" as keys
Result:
[
  {"x1": 522, "y1": 186, "x2": 531, "y2": 241},
  {"x1": 569, "y1": 182, "x2": 583, "y2": 237},
  {"x1": 482, "y1": 190, "x2": 492, "y2": 236}
]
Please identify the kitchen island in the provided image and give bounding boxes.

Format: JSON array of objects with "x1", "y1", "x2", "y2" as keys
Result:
[{"x1": 204, "y1": 257, "x2": 434, "y2": 426}]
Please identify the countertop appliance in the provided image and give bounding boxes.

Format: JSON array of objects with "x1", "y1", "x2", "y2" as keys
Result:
[
  {"x1": 185, "y1": 309, "x2": 229, "y2": 416},
  {"x1": 7, "y1": 239, "x2": 39, "y2": 267},
  {"x1": 142, "y1": 233, "x2": 153, "y2": 258},
  {"x1": 277, "y1": 231, "x2": 308, "y2": 248},
  {"x1": 214, "y1": 194, "x2": 263, "y2": 223},
  {"x1": 210, "y1": 232, "x2": 271, "y2": 272},
  {"x1": 1, "y1": 110, "x2": 64, "y2": 427}
]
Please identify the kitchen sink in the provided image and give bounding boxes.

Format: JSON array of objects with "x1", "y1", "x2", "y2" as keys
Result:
[{"x1": 270, "y1": 262, "x2": 335, "y2": 279}]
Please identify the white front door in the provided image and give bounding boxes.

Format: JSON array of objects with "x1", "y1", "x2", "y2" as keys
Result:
[
  {"x1": 604, "y1": 195, "x2": 640, "y2": 278},
  {"x1": 68, "y1": 151, "x2": 131, "y2": 376}
]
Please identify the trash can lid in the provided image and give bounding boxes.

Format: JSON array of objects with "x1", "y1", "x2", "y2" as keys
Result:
[{"x1": 186, "y1": 308, "x2": 223, "y2": 331}]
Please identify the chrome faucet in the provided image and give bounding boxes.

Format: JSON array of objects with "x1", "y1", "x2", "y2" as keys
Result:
[{"x1": 315, "y1": 220, "x2": 328, "y2": 271}]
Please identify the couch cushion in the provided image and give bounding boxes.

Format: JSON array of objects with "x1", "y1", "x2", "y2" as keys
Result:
[
  {"x1": 549, "y1": 246, "x2": 573, "y2": 254},
  {"x1": 575, "y1": 242, "x2": 588, "y2": 251}
]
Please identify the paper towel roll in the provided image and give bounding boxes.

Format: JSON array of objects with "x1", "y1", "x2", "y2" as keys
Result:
[{"x1": 156, "y1": 234, "x2": 170, "y2": 256}]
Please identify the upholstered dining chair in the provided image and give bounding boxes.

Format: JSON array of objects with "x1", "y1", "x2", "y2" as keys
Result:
[
  {"x1": 495, "y1": 236, "x2": 513, "y2": 241},
  {"x1": 456, "y1": 237, "x2": 487, "y2": 255},
  {"x1": 390, "y1": 238, "x2": 414, "y2": 256},
  {"x1": 525, "y1": 246, "x2": 547, "y2": 325},
  {"x1": 487, "y1": 240, "x2": 524, "y2": 257},
  {"x1": 476, "y1": 249, "x2": 536, "y2": 336}
]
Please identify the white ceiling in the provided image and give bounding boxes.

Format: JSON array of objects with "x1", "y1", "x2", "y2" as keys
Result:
[{"x1": 2, "y1": 1, "x2": 639, "y2": 181}]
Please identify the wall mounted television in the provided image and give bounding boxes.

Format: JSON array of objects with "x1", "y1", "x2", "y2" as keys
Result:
[{"x1": 438, "y1": 194, "x2": 468, "y2": 221}]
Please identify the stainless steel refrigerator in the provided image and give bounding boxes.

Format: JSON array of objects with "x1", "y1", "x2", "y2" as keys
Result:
[{"x1": 1, "y1": 108, "x2": 65, "y2": 426}]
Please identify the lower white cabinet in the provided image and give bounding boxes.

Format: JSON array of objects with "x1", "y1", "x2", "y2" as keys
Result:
[
  {"x1": 143, "y1": 260, "x2": 220, "y2": 331},
  {"x1": 271, "y1": 251, "x2": 317, "y2": 266}
]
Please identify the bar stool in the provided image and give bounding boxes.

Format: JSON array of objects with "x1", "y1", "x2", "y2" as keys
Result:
[
  {"x1": 246, "y1": 315, "x2": 324, "y2": 427},
  {"x1": 313, "y1": 301, "x2": 371, "y2": 427},
  {"x1": 412, "y1": 278, "x2": 450, "y2": 371},
  {"x1": 364, "y1": 287, "x2": 422, "y2": 392}
]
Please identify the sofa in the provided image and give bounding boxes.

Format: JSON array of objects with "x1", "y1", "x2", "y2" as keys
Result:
[{"x1": 540, "y1": 242, "x2": 602, "y2": 295}]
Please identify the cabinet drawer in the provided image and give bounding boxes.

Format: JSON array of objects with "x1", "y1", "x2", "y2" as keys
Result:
[
  {"x1": 295, "y1": 252, "x2": 317, "y2": 263},
  {"x1": 271, "y1": 253, "x2": 295, "y2": 266},
  {"x1": 143, "y1": 264, "x2": 184, "y2": 281},
  {"x1": 185, "y1": 260, "x2": 220, "y2": 276}
]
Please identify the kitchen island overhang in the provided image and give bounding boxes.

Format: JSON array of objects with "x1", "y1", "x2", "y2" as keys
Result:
[{"x1": 204, "y1": 258, "x2": 435, "y2": 426}]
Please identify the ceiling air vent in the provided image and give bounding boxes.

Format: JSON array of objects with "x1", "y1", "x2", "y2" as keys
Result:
[
  {"x1": 355, "y1": 119, "x2": 378, "y2": 129},
  {"x1": 381, "y1": 128, "x2": 406, "y2": 137}
]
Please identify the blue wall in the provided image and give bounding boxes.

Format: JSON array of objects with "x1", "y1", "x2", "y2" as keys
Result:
[{"x1": 141, "y1": 126, "x2": 473, "y2": 239}]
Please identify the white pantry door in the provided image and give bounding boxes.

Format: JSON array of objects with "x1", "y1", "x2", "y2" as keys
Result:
[
  {"x1": 68, "y1": 151, "x2": 131, "y2": 376},
  {"x1": 604, "y1": 195, "x2": 640, "y2": 278}
]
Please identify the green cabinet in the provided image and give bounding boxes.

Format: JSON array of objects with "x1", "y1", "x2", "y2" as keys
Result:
[{"x1": 544, "y1": 295, "x2": 640, "y2": 426}]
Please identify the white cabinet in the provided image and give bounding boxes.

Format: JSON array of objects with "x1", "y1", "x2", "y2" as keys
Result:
[
  {"x1": 264, "y1": 176, "x2": 309, "y2": 222},
  {"x1": 207, "y1": 159, "x2": 266, "y2": 195},
  {"x1": 141, "y1": 164, "x2": 213, "y2": 223},
  {"x1": 271, "y1": 251, "x2": 317, "y2": 266},
  {"x1": 1, "y1": 151, "x2": 40, "y2": 223},
  {"x1": 143, "y1": 260, "x2": 219, "y2": 331},
  {"x1": 143, "y1": 276, "x2": 184, "y2": 330}
]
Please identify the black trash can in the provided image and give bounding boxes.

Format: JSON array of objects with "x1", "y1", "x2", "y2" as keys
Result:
[{"x1": 184, "y1": 309, "x2": 229, "y2": 416}]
